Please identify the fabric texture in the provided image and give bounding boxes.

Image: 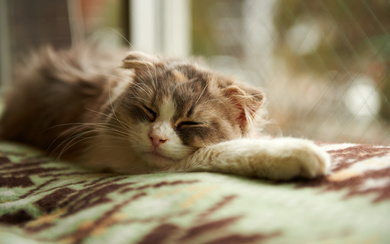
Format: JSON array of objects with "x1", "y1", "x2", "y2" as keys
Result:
[{"x1": 0, "y1": 141, "x2": 390, "y2": 244}]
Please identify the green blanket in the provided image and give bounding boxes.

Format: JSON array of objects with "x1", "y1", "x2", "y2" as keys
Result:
[{"x1": 1, "y1": 141, "x2": 390, "y2": 244}]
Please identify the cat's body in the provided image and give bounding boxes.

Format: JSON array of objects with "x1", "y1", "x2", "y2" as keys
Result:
[{"x1": 0, "y1": 44, "x2": 331, "y2": 180}]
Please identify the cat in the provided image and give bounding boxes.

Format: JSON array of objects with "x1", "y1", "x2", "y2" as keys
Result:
[{"x1": 0, "y1": 44, "x2": 331, "y2": 180}]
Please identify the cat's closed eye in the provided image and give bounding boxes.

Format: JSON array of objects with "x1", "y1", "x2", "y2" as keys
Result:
[
  {"x1": 177, "y1": 121, "x2": 203, "y2": 129},
  {"x1": 141, "y1": 105, "x2": 157, "y2": 122}
]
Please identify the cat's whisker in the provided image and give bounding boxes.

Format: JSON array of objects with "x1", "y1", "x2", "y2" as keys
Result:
[
  {"x1": 130, "y1": 95, "x2": 150, "y2": 105},
  {"x1": 194, "y1": 83, "x2": 208, "y2": 106},
  {"x1": 106, "y1": 76, "x2": 130, "y2": 132},
  {"x1": 46, "y1": 123, "x2": 94, "y2": 154},
  {"x1": 141, "y1": 64, "x2": 158, "y2": 91},
  {"x1": 91, "y1": 71, "x2": 135, "y2": 86},
  {"x1": 104, "y1": 27, "x2": 134, "y2": 49},
  {"x1": 97, "y1": 128, "x2": 131, "y2": 139},
  {"x1": 56, "y1": 125, "x2": 130, "y2": 159},
  {"x1": 48, "y1": 121, "x2": 130, "y2": 157},
  {"x1": 131, "y1": 82, "x2": 154, "y2": 99},
  {"x1": 56, "y1": 130, "x2": 97, "y2": 160},
  {"x1": 79, "y1": 136, "x2": 132, "y2": 159},
  {"x1": 153, "y1": 65, "x2": 163, "y2": 90},
  {"x1": 84, "y1": 107, "x2": 112, "y2": 120},
  {"x1": 143, "y1": 57, "x2": 158, "y2": 89},
  {"x1": 150, "y1": 69, "x2": 159, "y2": 91},
  {"x1": 84, "y1": 140, "x2": 131, "y2": 151},
  {"x1": 47, "y1": 122, "x2": 106, "y2": 130}
]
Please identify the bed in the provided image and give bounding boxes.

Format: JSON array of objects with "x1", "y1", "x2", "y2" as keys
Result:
[{"x1": 1, "y1": 141, "x2": 390, "y2": 244}]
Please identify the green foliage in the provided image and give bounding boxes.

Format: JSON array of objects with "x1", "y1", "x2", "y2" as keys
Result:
[{"x1": 273, "y1": 0, "x2": 390, "y2": 74}]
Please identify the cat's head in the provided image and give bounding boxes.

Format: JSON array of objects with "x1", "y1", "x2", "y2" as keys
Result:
[{"x1": 103, "y1": 52, "x2": 265, "y2": 169}]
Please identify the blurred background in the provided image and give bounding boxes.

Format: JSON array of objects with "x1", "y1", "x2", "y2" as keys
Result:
[{"x1": 0, "y1": 0, "x2": 389, "y2": 144}]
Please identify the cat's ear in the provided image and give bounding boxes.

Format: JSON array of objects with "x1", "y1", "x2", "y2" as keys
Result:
[
  {"x1": 122, "y1": 52, "x2": 159, "y2": 71},
  {"x1": 223, "y1": 84, "x2": 265, "y2": 129}
]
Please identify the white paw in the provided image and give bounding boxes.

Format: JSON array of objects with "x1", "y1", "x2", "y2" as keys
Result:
[
  {"x1": 256, "y1": 138, "x2": 332, "y2": 180},
  {"x1": 292, "y1": 140, "x2": 331, "y2": 179}
]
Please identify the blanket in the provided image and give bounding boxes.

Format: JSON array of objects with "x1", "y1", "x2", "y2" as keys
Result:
[{"x1": 0, "y1": 141, "x2": 390, "y2": 244}]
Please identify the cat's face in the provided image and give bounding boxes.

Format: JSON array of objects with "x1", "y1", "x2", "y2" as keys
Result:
[{"x1": 103, "y1": 52, "x2": 265, "y2": 169}]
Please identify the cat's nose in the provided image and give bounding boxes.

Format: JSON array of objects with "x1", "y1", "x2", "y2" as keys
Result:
[{"x1": 149, "y1": 135, "x2": 168, "y2": 148}]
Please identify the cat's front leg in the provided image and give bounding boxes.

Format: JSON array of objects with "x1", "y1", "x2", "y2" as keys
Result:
[{"x1": 176, "y1": 138, "x2": 331, "y2": 180}]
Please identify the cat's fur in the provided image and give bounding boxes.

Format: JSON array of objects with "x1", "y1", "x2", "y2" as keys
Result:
[{"x1": 0, "y1": 44, "x2": 331, "y2": 180}]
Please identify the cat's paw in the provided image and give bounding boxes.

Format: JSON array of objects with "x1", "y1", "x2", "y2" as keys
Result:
[
  {"x1": 291, "y1": 140, "x2": 331, "y2": 179},
  {"x1": 257, "y1": 138, "x2": 332, "y2": 180}
]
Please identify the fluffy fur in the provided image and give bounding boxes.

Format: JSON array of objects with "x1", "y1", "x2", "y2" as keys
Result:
[{"x1": 0, "y1": 44, "x2": 331, "y2": 180}]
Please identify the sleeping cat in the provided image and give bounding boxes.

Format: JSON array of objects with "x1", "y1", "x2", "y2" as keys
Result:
[{"x1": 0, "y1": 44, "x2": 331, "y2": 180}]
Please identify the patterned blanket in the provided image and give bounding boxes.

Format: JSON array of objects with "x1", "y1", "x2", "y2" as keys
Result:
[{"x1": 0, "y1": 141, "x2": 390, "y2": 244}]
